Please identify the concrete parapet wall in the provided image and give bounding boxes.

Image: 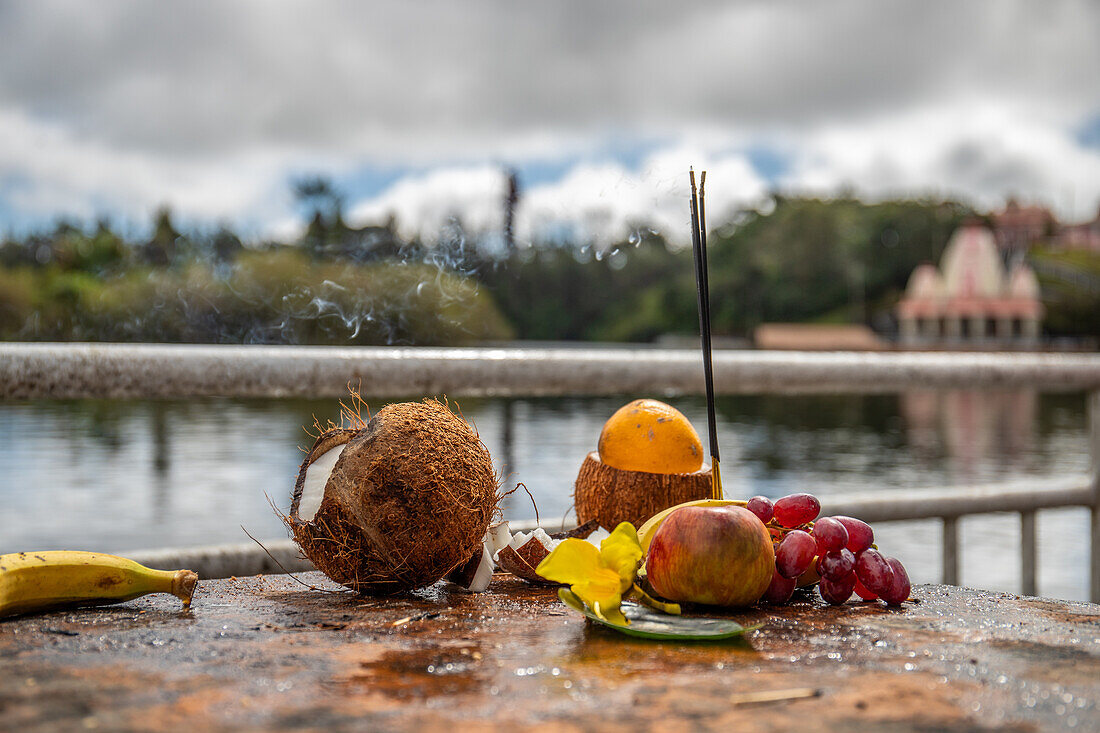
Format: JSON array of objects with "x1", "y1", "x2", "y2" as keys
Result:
[{"x1": 3, "y1": 343, "x2": 1100, "y2": 399}]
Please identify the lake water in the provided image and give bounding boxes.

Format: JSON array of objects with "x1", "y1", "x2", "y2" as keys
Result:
[{"x1": 0, "y1": 391, "x2": 1093, "y2": 601}]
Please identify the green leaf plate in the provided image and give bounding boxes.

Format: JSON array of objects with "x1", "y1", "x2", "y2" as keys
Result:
[{"x1": 558, "y1": 589, "x2": 761, "y2": 641}]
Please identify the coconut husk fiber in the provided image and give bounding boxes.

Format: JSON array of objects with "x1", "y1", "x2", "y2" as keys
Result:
[
  {"x1": 573, "y1": 452, "x2": 712, "y2": 530},
  {"x1": 287, "y1": 399, "x2": 499, "y2": 595}
]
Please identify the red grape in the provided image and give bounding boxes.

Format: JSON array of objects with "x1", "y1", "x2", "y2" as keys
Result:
[
  {"x1": 834, "y1": 516, "x2": 874, "y2": 553},
  {"x1": 761, "y1": 568, "x2": 797, "y2": 604},
  {"x1": 855, "y1": 549, "x2": 894, "y2": 597},
  {"x1": 812, "y1": 516, "x2": 848, "y2": 554},
  {"x1": 775, "y1": 529, "x2": 817, "y2": 578},
  {"x1": 819, "y1": 572, "x2": 856, "y2": 605},
  {"x1": 881, "y1": 557, "x2": 911, "y2": 606},
  {"x1": 773, "y1": 493, "x2": 820, "y2": 528},
  {"x1": 818, "y1": 548, "x2": 855, "y2": 581},
  {"x1": 746, "y1": 496, "x2": 774, "y2": 524},
  {"x1": 853, "y1": 576, "x2": 878, "y2": 601}
]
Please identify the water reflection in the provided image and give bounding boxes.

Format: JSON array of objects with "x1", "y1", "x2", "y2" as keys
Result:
[
  {"x1": 902, "y1": 390, "x2": 1039, "y2": 482},
  {"x1": 150, "y1": 406, "x2": 171, "y2": 523},
  {"x1": 0, "y1": 391, "x2": 1090, "y2": 600}
]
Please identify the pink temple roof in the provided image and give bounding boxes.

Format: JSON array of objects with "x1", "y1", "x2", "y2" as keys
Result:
[{"x1": 898, "y1": 223, "x2": 1042, "y2": 320}]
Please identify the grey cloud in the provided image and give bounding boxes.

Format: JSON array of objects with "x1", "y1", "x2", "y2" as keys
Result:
[
  {"x1": 941, "y1": 141, "x2": 1046, "y2": 197},
  {"x1": 1, "y1": 0, "x2": 1097, "y2": 162}
]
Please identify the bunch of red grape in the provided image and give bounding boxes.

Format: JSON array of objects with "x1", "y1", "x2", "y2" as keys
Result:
[{"x1": 746, "y1": 493, "x2": 911, "y2": 607}]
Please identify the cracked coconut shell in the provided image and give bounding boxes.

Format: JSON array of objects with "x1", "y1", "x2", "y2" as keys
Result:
[
  {"x1": 287, "y1": 400, "x2": 499, "y2": 595},
  {"x1": 573, "y1": 451, "x2": 713, "y2": 531}
]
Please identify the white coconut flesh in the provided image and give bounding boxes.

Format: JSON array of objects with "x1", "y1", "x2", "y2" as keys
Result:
[
  {"x1": 585, "y1": 527, "x2": 611, "y2": 547},
  {"x1": 488, "y1": 522, "x2": 513, "y2": 554},
  {"x1": 463, "y1": 538, "x2": 497, "y2": 592},
  {"x1": 450, "y1": 522, "x2": 513, "y2": 592},
  {"x1": 298, "y1": 444, "x2": 347, "y2": 521},
  {"x1": 492, "y1": 526, "x2": 608, "y2": 564},
  {"x1": 495, "y1": 528, "x2": 555, "y2": 563}
]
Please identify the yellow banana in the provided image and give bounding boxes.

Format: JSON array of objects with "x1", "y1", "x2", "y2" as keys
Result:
[
  {"x1": 0, "y1": 551, "x2": 197, "y2": 619},
  {"x1": 637, "y1": 499, "x2": 747, "y2": 552}
]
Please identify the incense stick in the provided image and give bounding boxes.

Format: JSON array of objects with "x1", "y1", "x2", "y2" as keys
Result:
[
  {"x1": 689, "y1": 169, "x2": 722, "y2": 499},
  {"x1": 698, "y1": 173, "x2": 722, "y2": 499}
]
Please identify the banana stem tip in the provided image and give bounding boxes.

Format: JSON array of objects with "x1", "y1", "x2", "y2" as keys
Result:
[{"x1": 173, "y1": 570, "x2": 199, "y2": 609}]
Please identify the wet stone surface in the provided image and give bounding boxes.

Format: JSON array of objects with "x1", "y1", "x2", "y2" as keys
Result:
[{"x1": 1, "y1": 573, "x2": 1098, "y2": 731}]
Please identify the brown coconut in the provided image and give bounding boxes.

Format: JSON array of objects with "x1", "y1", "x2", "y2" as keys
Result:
[
  {"x1": 573, "y1": 451, "x2": 713, "y2": 530},
  {"x1": 286, "y1": 399, "x2": 499, "y2": 595}
]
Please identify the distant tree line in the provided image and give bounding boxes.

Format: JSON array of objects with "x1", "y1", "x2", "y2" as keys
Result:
[
  {"x1": 480, "y1": 196, "x2": 974, "y2": 342},
  {"x1": 1, "y1": 192, "x2": 1097, "y2": 345}
]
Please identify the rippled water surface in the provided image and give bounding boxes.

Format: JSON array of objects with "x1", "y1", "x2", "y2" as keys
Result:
[{"x1": 0, "y1": 391, "x2": 1092, "y2": 600}]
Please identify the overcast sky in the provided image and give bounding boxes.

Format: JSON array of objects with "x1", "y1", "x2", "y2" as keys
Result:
[{"x1": 1, "y1": 0, "x2": 1098, "y2": 245}]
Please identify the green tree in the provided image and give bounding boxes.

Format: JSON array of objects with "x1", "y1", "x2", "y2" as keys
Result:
[{"x1": 142, "y1": 207, "x2": 181, "y2": 266}]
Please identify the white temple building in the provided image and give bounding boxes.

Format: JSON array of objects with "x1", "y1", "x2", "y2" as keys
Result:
[{"x1": 897, "y1": 221, "x2": 1043, "y2": 348}]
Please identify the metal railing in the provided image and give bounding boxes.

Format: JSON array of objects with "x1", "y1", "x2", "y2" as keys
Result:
[{"x1": 3, "y1": 344, "x2": 1099, "y2": 601}]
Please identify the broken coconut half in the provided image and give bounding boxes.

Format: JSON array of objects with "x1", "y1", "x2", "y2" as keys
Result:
[
  {"x1": 574, "y1": 451, "x2": 713, "y2": 530},
  {"x1": 286, "y1": 400, "x2": 500, "y2": 595},
  {"x1": 493, "y1": 520, "x2": 605, "y2": 586}
]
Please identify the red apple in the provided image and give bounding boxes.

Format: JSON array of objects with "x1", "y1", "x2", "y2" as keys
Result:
[{"x1": 646, "y1": 505, "x2": 775, "y2": 607}]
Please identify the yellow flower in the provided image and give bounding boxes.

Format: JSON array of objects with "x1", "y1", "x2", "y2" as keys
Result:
[{"x1": 536, "y1": 522, "x2": 643, "y2": 626}]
